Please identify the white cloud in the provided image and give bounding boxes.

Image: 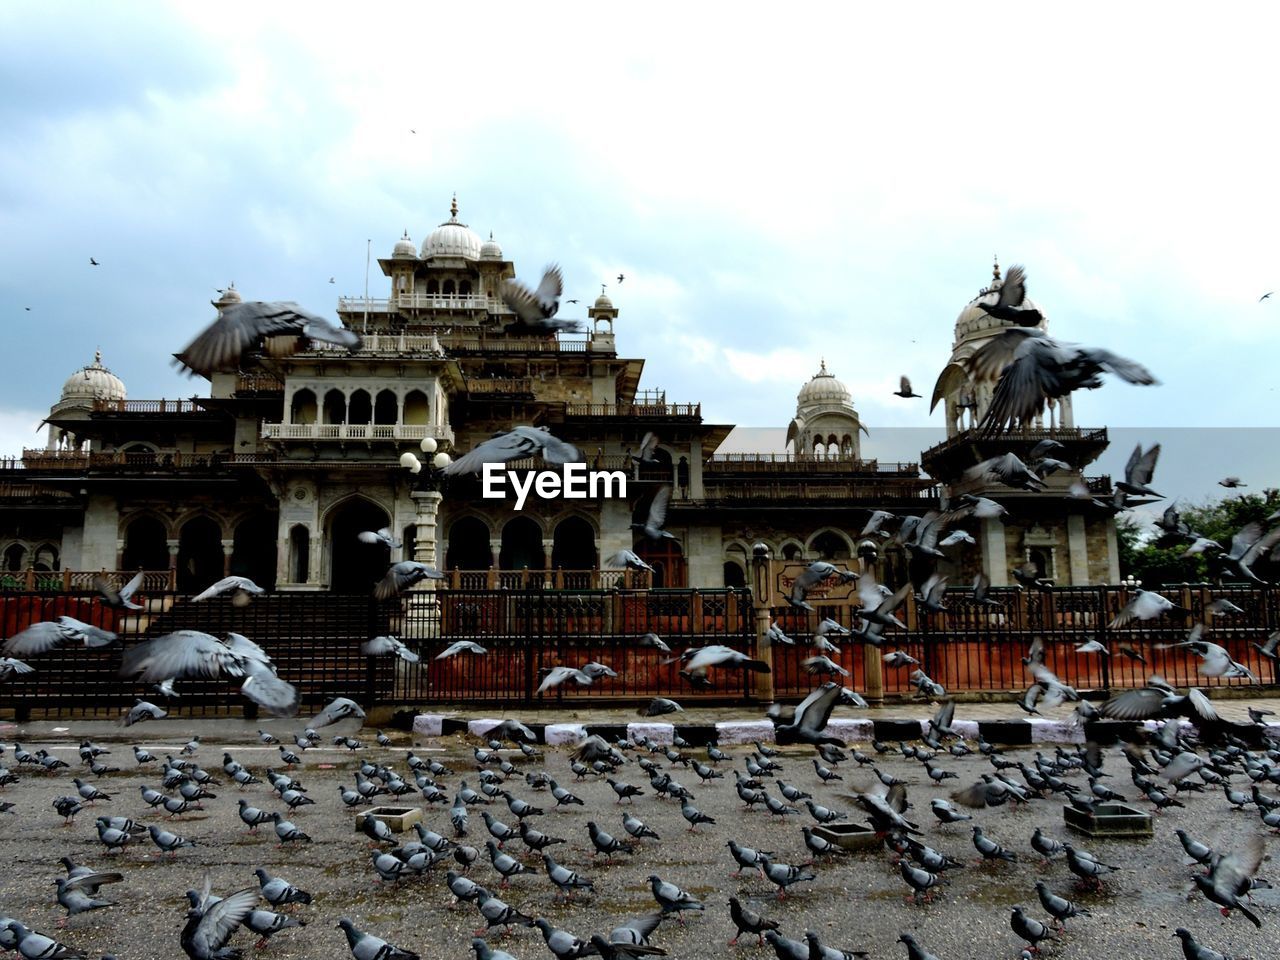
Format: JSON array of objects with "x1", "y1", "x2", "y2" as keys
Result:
[
  {"x1": 2, "y1": 4, "x2": 1280, "y2": 436},
  {"x1": 0, "y1": 409, "x2": 48, "y2": 457}
]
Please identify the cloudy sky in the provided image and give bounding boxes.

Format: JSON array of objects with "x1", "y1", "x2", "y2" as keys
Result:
[{"x1": 3, "y1": 4, "x2": 1278, "y2": 484}]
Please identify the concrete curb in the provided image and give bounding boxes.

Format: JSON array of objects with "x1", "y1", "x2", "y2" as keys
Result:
[
  {"x1": 413, "y1": 713, "x2": 1109, "y2": 747},
  {"x1": 545, "y1": 723, "x2": 588, "y2": 745}
]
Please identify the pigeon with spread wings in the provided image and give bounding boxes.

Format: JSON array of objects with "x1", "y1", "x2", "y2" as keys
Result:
[
  {"x1": 966, "y1": 327, "x2": 1156, "y2": 433},
  {"x1": 501, "y1": 264, "x2": 583, "y2": 333},
  {"x1": 96, "y1": 570, "x2": 145, "y2": 610},
  {"x1": 975, "y1": 263, "x2": 1045, "y2": 327},
  {"x1": 175, "y1": 301, "x2": 360, "y2": 377},
  {"x1": 632, "y1": 485, "x2": 676, "y2": 541},
  {"x1": 444, "y1": 425, "x2": 581, "y2": 475},
  {"x1": 786, "y1": 561, "x2": 858, "y2": 611}
]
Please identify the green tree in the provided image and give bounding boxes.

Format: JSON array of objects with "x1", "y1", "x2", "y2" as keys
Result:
[{"x1": 1118, "y1": 489, "x2": 1280, "y2": 586}]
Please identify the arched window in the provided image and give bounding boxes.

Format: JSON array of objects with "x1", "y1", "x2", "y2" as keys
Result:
[
  {"x1": 442, "y1": 279, "x2": 455, "y2": 296},
  {"x1": 374, "y1": 390, "x2": 398, "y2": 425},
  {"x1": 32, "y1": 543, "x2": 59, "y2": 571},
  {"x1": 723, "y1": 561, "x2": 746, "y2": 588},
  {"x1": 811, "y1": 530, "x2": 851, "y2": 561},
  {"x1": 3, "y1": 543, "x2": 25, "y2": 571},
  {"x1": 427, "y1": 279, "x2": 439, "y2": 295},
  {"x1": 551, "y1": 517, "x2": 596, "y2": 569},
  {"x1": 459, "y1": 280, "x2": 472, "y2": 296},
  {"x1": 290, "y1": 389, "x2": 317, "y2": 425},
  {"x1": 403, "y1": 390, "x2": 429, "y2": 425},
  {"x1": 289, "y1": 525, "x2": 310, "y2": 583},
  {"x1": 446, "y1": 516, "x2": 492, "y2": 570},
  {"x1": 782, "y1": 542, "x2": 803, "y2": 561},
  {"x1": 123, "y1": 515, "x2": 168, "y2": 571},
  {"x1": 347, "y1": 389, "x2": 372, "y2": 425},
  {"x1": 500, "y1": 517, "x2": 544, "y2": 570},
  {"x1": 322, "y1": 389, "x2": 346, "y2": 425}
]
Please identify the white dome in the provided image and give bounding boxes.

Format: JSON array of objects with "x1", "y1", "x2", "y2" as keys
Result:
[
  {"x1": 797, "y1": 360, "x2": 852, "y2": 406},
  {"x1": 593, "y1": 292, "x2": 614, "y2": 310},
  {"x1": 393, "y1": 231, "x2": 417, "y2": 259},
  {"x1": 212, "y1": 283, "x2": 242, "y2": 309},
  {"x1": 479, "y1": 232, "x2": 503, "y2": 260},
  {"x1": 422, "y1": 197, "x2": 482, "y2": 260},
  {"x1": 61, "y1": 351, "x2": 126, "y2": 403}
]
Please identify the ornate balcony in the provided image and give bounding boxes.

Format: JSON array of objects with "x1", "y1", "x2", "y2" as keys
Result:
[{"x1": 260, "y1": 422, "x2": 455, "y2": 444}]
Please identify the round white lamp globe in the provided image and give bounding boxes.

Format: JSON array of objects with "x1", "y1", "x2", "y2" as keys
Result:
[
  {"x1": 420, "y1": 437, "x2": 438, "y2": 454},
  {"x1": 432, "y1": 452, "x2": 451, "y2": 470}
]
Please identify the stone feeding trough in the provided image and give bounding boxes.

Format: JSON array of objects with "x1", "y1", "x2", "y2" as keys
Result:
[
  {"x1": 811, "y1": 823, "x2": 880, "y2": 851},
  {"x1": 355, "y1": 805, "x2": 423, "y2": 833},
  {"x1": 1062, "y1": 802, "x2": 1153, "y2": 839}
]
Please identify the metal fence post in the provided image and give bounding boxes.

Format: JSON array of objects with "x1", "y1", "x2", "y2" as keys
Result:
[{"x1": 750, "y1": 544, "x2": 775, "y2": 704}]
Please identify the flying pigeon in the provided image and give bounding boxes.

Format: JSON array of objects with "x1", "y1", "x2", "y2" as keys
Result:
[
  {"x1": 373, "y1": 561, "x2": 444, "y2": 600},
  {"x1": 357, "y1": 527, "x2": 402, "y2": 548},
  {"x1": 360, "y1": 635, "x2": 419, "y2": 663},
  {"x1": 446, "y1": 425, "x2": 581, "y2": 475},
  {"x1": 502, "y1": 264, "x2": 583, "y2": 333},
  {"x1": 175, "y1": 301, "x2": 361, "y2": 377},
  {"x1": 190, "y1": 576, "x2": 265, "y2": 605},
  {"x1": 95, "y1": 570, "x2": 145, "y2": 609}
]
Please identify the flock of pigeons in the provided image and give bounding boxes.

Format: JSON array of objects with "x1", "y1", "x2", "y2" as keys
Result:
[{"x1": 0, "y1": 690, "x2": 1275, "y2": 959}]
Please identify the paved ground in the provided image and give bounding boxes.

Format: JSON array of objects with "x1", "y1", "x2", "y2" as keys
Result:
[{"x1": 0, "y1": 720, "x2": 1275, "y2": 960}]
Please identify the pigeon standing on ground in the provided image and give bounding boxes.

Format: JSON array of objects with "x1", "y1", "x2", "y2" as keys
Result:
[{"x1": 337, "y1": 917, "x2": 420, "y2": 960}]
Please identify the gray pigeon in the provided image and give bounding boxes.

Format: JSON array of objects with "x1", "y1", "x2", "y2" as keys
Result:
[
  {"x1": 648, "y1": 874, "x2": 703, "y2": 920},
  {"x1": 445, "y1": 425, "x2": 581, "y2": 475},
  {"x1": 176, "y1": 300, "x2": 360, "y2": 377},
  {"x1": 311, "y1": 697, "x2": 366, "y2": 728},
  {"x1": 337, "y1": 918, "x2": 420, "y2": 960}
]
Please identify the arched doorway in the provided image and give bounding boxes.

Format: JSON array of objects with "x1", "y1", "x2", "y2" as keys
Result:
[
  {"x1": 636, "y1": 538, "x2": 686, "y2": 588},
  {"x1": 232, "y1": 512, "x2": 278, "y2": 589},
  {"x1": 123, "y1": 515, "x2": 169, "y2": 571},
  {"x1": 327, "y1": 498, "x2": 391, "y2": 593},
  {"x1": 500, "y1": 517, "x2": 544, "y2": 570},
  {"x1": 178, "y1": 516, "x2": 224, "y2": 595},
  {"x1": 552, "y1": 516, "x2": 596, "y2": 569},
  {"x1": 446, "y1": 517, "x2": 492, "y2": 569}
]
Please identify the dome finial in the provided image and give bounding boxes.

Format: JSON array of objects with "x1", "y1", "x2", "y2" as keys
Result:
[
  {"x1": 819, "y1": 357, "x2": 827, "y2": 376},
  {"x1": 993, "y1": 254, "x2": 1001, "y2": 282},
  {"x1": 450, "y1": 194, "x2": 458, "y2": 220},
  {"x1": 94, "y1": 348, "x2": 102, "y2": 365}
]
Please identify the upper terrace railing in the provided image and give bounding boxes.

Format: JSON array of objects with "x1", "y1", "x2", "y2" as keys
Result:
[
  {"x1": 5, "y1": 450, "x2": 265, "y2": 471},
  {"x1": 91, "y1": 399, "x2": 202, "y2": 414},
  {"x1": 260, "y1": 423, "x2": 455, "y2": 443},
  {"x1": 338, "y1": 293, "x2": 512, "y2": 313},
  {"x1": 564, "y1": 402, "x2": 701, "y2": 418},
  {"x1": 922, "y1": 426, "x2": 1109, "y2": 460},
  {"x1": 705, "y1": 454, "x2": 921, "y2": 475},
  {"x1": 299, "y1": 332, "x2": 593, "y2": 355}
]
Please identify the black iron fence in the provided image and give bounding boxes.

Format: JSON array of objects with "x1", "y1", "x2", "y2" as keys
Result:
[
  {"x1": 0, "y1": 583, "x2": 1277, "y2": 720},
  {"x1": 768, "y1": 583, "x2": 1280, "y2": 698}
]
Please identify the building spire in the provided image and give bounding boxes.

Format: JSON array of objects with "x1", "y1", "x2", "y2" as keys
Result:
[
  {"x1": 992, "y1": 254, "x2": 1001, "y2": 282},
  {"x1": 818, "y1": 357, "x2": 828, "y2": 376},
  {"x1": 450, "y1": 193, "x2": 458, "y2": 220}
]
